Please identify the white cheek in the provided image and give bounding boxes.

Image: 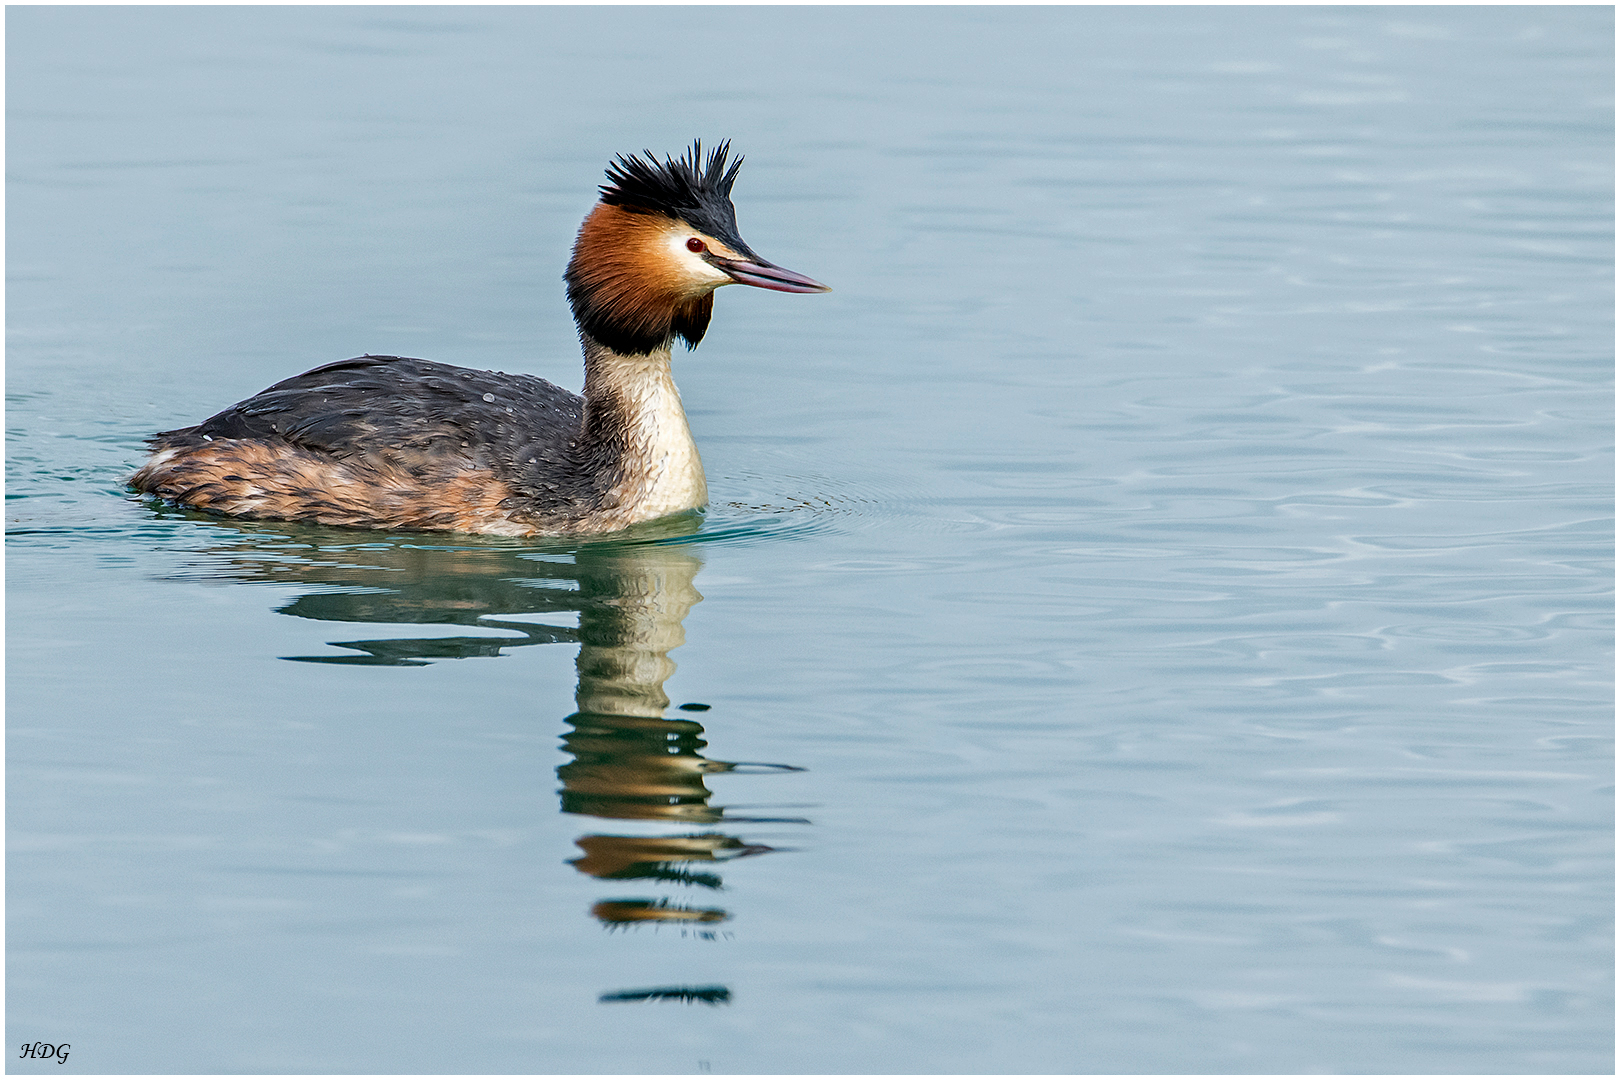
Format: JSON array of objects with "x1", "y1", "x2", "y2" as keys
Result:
[{"x1": 665, "y1": 233, "x2": 735, "y2": 287}]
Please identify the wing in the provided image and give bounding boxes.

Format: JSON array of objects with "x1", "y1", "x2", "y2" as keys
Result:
[{"x1": 154, "y1": 355, "x2": 586, "y2": 490}]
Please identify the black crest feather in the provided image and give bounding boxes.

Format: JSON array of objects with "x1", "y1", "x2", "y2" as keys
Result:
[{"x1": 600, "y1": 139, "x2": 746, "y2": 245}]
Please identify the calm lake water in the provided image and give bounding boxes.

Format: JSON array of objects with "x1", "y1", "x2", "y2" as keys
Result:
[{"x1": 6, "y1": 6, "x2": 1612, "y2": 1074}]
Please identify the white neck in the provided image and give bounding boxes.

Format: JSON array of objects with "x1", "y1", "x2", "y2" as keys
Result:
[{"x1": 582, "y1": 338, "x2": 708, "y2": 524}]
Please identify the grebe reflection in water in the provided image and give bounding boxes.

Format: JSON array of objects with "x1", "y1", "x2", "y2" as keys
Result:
[{"x1": 176, "y1": 521, "x2": 807, "y2": 935}]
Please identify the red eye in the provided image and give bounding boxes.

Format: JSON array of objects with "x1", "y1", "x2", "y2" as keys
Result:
[{"x1": 686, "y1": 237, "x2": 706, "y2": 253}]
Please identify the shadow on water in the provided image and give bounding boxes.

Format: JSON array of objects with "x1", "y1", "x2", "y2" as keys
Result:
[{"x1": 161, "y1": 512, "x2": 809, "y2": 1006}]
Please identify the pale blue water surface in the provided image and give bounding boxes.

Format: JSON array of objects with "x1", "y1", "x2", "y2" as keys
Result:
[{"x1": 6, "y1": 6, "x2": 1612, "y2": 1074}]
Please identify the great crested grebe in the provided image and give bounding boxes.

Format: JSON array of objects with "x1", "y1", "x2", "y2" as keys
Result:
[{"x1": 130, "y1": 141, "x2": 828, "y2": 536}]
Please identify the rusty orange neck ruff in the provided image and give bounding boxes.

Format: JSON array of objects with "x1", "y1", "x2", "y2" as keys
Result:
[{"x1": 565, "y1": 203, "x2": 715, "y2": 357}]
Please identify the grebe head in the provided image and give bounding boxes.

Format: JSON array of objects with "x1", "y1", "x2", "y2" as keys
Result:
[{"x1": 565, "y1": 140, "x2": 829, "y2": 356}]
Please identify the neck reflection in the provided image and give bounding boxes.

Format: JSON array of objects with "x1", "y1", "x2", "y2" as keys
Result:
[{"x1": 559, "y1": 542, "x2": 805, "y2": 940}]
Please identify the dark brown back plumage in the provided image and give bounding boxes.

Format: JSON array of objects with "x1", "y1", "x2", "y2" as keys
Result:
[{"x1": 130, "y1": 355, "x2": 624, "y2": 533}]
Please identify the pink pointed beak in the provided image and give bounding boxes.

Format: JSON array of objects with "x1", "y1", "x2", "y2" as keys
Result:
[{"x1": 714, "y1": 257, "x2": 830, "y2": 294}]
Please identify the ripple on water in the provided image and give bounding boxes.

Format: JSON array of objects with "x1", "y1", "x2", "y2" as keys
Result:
[
  {"x1": 714, "y1": 463, "x2": 1009, "y2": 538},
  {"x1": 1382, "y1": 622, "x2": 1552, "y2": 643}
]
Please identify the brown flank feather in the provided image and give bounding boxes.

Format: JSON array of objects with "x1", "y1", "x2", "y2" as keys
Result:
[{"x1": 131, "y1": 440, "x2": 523, "y2": 533}]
